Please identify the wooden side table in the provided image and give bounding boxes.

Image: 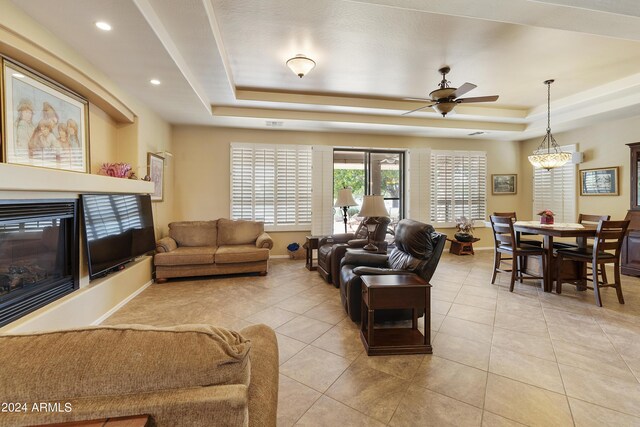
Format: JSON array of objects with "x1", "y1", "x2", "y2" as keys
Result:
[
  {"x1": 360, "y1": 274, "x2": 432, "y2": 356},
  {"x1": 305, "y1": 235, "x2": 321, "y2": 271},
  {"x1": 447, "y1": 238, "x2": 480, "y2": 255}
]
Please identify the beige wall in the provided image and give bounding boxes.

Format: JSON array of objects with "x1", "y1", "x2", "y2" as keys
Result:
[
  {"x1": 520, "y1": 115, "x2": 638, "y2": 221},
  {"x1": 172, "y1": 126, "x2": 525, "y2": 254}
]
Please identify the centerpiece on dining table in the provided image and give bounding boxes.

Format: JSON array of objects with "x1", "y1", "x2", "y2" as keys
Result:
[{"x1": 537, "y1": 209, "x2": 555, "y2": 225}]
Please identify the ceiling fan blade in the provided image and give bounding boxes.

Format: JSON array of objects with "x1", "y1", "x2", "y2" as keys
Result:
[
  {"x1": 402, "y1": 103, "x2": 436, "y2": 115},
  {"x1": 450, "y1": 83, "x2": 477, "y2": 99},
  {"x1": 456, "y1": 95, "x2": 499, "y2": 104},
  {"x1": 403, "y1": 97, "x2": 431, "y2": 102}
]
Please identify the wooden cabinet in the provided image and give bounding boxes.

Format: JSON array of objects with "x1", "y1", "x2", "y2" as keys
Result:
[{"x1": 622, "y1": 143, "x2": 640, "y2": 277}]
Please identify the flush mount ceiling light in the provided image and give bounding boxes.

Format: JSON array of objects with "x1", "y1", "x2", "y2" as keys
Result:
[
  {"x1": 528, "y1": 79, "x2": 572, "y2": 170},
  {"x1": 95, "y1": 21, "x2": 112, "y2": 31},
  {"x1": 149, "y1": 79, "x2": 161, "y2": 86},
  {"x1": 286, "y1": 54, "x2": 316, "y2": 78}
]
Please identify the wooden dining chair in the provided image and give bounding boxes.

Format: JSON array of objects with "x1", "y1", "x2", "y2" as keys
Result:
[
  {"x1": 490, "y1": 215, "x2": 545, "y2": 292},
  {"x1": 492, "y1": 212, "x2": 542, "y2": 247},
  {"x1": 553, "y1": 214, "x2": 610, "y2": 283},
  {"x1": 555, "y1": 220, "x2": 629, "y2": 307}
]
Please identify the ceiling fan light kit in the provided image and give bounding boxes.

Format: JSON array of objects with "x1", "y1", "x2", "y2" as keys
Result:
[
  {"x1": 528, "y1": 79, "x2": 572, "y2": 170},
  {"x1": 286, "y1": 54, "x2": 316, "y2": 78},
  {"x1": 403, "y1": 66, "x2": 499, "y2": 117}
]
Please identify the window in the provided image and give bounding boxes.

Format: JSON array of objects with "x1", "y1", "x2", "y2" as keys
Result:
[
  {"x1": 533, "y1": 145, "x2": 576, "y2": 223},
  {"x1": 430, "y1": 150, "x2": 487, "y2": 226},
  {"x1": 332, "y1": 149, "x2": 404, "y2": 233},
  {"x1": 230, "y1": 143, "x2": 312, "y2": 230}
]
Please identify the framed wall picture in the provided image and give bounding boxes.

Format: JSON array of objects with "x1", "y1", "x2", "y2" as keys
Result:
[
  {"x1": 1, "y1": 57, "x2": 89, "y2": 172},
  {"x1": 147, "y1": 153, "x2": 164, "y2": 202},
  {"x1": 580, "y1": 166, "x2": 619, "y2": 196},
  {"x1": 492, "y1": 174, "x2": 517, "y2": 195}
]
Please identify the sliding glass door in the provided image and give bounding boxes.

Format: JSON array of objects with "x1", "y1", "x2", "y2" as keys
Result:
[{"x1": 333, "y1": 149, "x2": 404, "y2": 233}]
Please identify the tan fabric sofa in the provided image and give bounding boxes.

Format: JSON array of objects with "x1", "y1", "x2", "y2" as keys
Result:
[
  {"x1": 0, "y1": 323, "x2": 278, "y2": 427},
  {"x1": 154, "y1": 219, "x2": 273, "y2": 282}
]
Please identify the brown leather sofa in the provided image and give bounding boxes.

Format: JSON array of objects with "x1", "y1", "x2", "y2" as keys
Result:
[
  {"x1": 317, "y1": 217, "x2": 390, "y2": 287},
  {"x1": 0, "y1": 323, "x2": 278, "y2": 427},
  {"x1": 154, "y1": 219, "x2": 273, "y2": 282},
  {"x1": 339, "y1": 219, "x2": 446, "y2": 322}
]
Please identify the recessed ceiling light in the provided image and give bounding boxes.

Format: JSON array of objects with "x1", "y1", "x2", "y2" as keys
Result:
[
  {"x1": 149, "y1": 79, "x2": 161, "y2": 86},
  {"x1": 12, "y1": 73, "x2": 25, "y2": 78},
  {"x1": 95, "y1": 21, "x2": 112, "y2": 31}
]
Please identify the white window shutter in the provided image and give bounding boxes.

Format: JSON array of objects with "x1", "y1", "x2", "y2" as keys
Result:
[
  {"x1": 311, "y1": 145, "x2": 334, "y2": 236},
  {"x1": 430, "y1": 150, "x2": 487, "y2": 226},
  {"x1": 230, "y1": 143, "x2": 312, "y2": 230},
  {"x1": 406, "y1": 148, "x2": 430, "y2": 222},
  {"x1": 532, "y1": 144, "x2": 576, "y2": 223}
]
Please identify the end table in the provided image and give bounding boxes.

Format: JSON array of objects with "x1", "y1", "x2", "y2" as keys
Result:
[
  {"x1": 447, "y1": 238, "x2": 480, "y2": 255},
  {"x1": 360, "y1": 274, "x2": 432, "y2": 356},
  {"x1": 305, "y1": 235, "x2": 321, "y2": 271}
]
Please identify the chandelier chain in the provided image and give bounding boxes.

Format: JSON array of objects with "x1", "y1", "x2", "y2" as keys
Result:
[{"x1": 546, "y1": 81, "x2": 551, "y2": 133}]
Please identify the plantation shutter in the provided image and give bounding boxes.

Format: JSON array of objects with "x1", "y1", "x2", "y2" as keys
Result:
[
  {"x1": 230, "y1": 143, "x2": 312, "y2": 230},
  {"x1": 406, "y1": 148, "x2": 430, "y2": 222},
  {"x1": 430, "y1": 150, "x2": 487, "y2": 226},
  {"x1": 311, "y1": 145, "x2": 334, "y2": 236},
  {"x1": 532, "y1": 145, "x2": 576, "y2": 223},
  {"x1": 231, "y1": 144, "x2": 254, "y2": 220}
]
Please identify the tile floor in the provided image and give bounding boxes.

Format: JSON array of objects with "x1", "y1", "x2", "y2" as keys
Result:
[{"x1": 104, "y1": 251, "x2": 640, "y2": 426}]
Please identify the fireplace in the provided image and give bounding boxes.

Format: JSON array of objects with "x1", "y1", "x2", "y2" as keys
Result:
[{"x1": 0, "y1": 199, "x2": 78, "y2": 327}]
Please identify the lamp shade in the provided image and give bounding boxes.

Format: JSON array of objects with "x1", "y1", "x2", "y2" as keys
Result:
[
  {"x1": 286, "y1": 54, "x2": 316, "y2": 78},
  {"x1": 334, "y1": 188, "x2": 357, "y2": 207},
  {"x1": 359, "y1": 195, "x2": 389, "y2": 217}
]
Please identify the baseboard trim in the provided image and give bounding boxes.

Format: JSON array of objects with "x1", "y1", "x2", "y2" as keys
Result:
[
  {"x1": 270, "y1": 255, "x2": 291, "y2": 259},
  {"x1": 91, "y1": 280, "x2": 153, "y2": 325}
]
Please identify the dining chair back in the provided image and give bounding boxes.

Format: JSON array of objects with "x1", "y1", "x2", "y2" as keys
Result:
[
  {"x1": 492, "y1": 211, "x2": 542, "y2": 247},
  {"x1": 489, "y1": 215, "x2": 545, "y2": 292},
  {"x1": 556, "y1": 219, "x2": 630, "y2": 307}
]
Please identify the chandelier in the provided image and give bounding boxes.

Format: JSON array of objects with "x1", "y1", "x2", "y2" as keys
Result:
[{"x1": 528, "y1": 79, "x2": 572, "y2": 170}]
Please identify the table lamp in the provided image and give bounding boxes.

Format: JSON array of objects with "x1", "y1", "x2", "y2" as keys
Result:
[
  {"x1": 334, "y1": 188, "x2": 357, "y2": 233},
  {"x1": 359, "y1": 195, "x2": 389, "y2": 251}
]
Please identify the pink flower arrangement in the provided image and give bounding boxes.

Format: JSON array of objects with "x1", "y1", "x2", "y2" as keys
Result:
[
  {"x1": 537, "y1": 209, "x2": 555, "y2": 218},
  {"x1": 98, "y1": 162, "x2": 135, "y2": 179}
]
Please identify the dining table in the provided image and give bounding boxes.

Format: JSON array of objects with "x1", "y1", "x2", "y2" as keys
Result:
[{"x1": 513, "y1": 221, "x2": 597, "y2": 292}]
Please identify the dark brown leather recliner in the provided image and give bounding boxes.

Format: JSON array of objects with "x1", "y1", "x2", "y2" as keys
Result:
[
  {"x1": 317, "y1": 217, "x2": 390, "y2": 287},
  {"x1": 339, "y1": 219, "x2": 446, "y2": 322}
]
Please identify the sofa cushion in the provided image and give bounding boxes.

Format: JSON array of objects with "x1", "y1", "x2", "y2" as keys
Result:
[
  {"x1": 170, "y1": 221, "x2": 217, "y2": 247},
  {"x1": 154, "y1": 246, "x2": 217, "y2": 266},
  {"x1": 218, "y1": 218, "x2": 264, "y2": 245},
  {"x1": 216, "y1": 245, "x2": 269, "y2": 264},
  {"x1": 0, "y1": 324, "x2": 251, "y2": 402}
]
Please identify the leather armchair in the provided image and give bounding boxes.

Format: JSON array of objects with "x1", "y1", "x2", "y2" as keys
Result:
[
  {"x1": 339, "y1": 219, "x2": 446, "y2": 322},
  {"x1": 317, "y1": 217, "x2": 390, "y2": 287}
]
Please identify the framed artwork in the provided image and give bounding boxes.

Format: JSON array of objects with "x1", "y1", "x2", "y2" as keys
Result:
[
  {"x1": 1, "y1": 57, "x2": 89, "y2": 172},
  {"x1": 580, "y1": 166, "x2": 619, "y2": 196},
  {"x1": 492, "y1": 174, "x2": 517, "y2": 195},
  {"x1": 147, "y1": 153, "x2": 164, "y2": 202}
]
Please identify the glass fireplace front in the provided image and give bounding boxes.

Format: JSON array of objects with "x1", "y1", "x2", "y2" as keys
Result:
[{"x1": 0, "y1": 200, "x2": 78, "y2": 327}]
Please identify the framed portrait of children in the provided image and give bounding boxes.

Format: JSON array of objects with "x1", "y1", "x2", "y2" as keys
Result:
[
  {"x1": 147, "y1": 153, "x2": 164, "y2": 202},
  {"x1": 1, "y1": 57, "x2": 89, "y2": 173}
]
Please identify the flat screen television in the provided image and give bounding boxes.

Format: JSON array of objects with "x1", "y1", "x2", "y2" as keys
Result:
[{"x1": 81, "y1": 194, "x2": 155, "y2": 280}]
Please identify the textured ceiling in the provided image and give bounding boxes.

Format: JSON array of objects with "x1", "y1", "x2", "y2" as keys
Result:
[{"x1": 11, "y1": 0, "x2": 640, "y2": 140}]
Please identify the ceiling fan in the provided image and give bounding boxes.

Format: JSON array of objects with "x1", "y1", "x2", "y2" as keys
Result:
[{"x1": 403, "y1": 66, "x2": 499, "y2": 117}]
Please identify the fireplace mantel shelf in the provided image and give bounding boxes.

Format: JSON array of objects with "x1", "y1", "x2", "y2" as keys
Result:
[{"x1": 0, "y1": 163, "x2": 154, "y2": 195}]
